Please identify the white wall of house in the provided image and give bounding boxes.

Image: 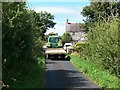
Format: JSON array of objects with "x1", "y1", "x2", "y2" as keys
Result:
[
  {"x1": 69, "y1": 31, "x2": 85, "y2": 40},
  {"x1": 68, "y1": 31, "x2": 86, "y2": 44}
]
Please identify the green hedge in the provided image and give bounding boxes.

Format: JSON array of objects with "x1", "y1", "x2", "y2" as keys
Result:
[
  {"x1": 74, "y1": 21, "x2": 119, "y2": 77},
  {"x1": 73, "y1": 42, "x2": 89, "y2": 54}
]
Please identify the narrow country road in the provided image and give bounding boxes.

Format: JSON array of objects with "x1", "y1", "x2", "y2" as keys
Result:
[{"x1": 44, "y1": 59, "x2": 101, "y2": 89}]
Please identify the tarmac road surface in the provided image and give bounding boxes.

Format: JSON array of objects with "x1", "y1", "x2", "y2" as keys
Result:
[{"x1": 44, "y1": 59, "x2": 101, "y2": 90}]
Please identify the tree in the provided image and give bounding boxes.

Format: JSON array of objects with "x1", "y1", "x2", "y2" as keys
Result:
[
  {"x1": 80, "y1": 1, "x2": 120, "y2": 76},
  {"x1": 32, "y1": 11, "x2": 56, "y2": 40},
  {"x1": 61, "y1": 33, "x2": 72, "y2": 45},
  {"x1": 81, "y1": 1, "x2": 120, "y2": 31},
  {"x1": 2, "y1": 2, "x2": 35, "y2": 85},
  {"x1": 2, "y1": 2, "x2": 56, "y2": 87},
  {"x1": 32, "y1": 11, "x2": 56, "y2": 58}
]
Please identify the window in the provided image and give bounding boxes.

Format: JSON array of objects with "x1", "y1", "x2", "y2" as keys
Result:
[
  {"x1": 49, "y1": 37, "x2": 59, "y2": 43},
  {"x1": 72, "y1": 32, "x2": 75, "y2": 35}
]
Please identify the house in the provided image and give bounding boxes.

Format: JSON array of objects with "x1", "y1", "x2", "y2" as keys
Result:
[{"x1": 65, "y1": 19, "x2": 87, "y2": 45}]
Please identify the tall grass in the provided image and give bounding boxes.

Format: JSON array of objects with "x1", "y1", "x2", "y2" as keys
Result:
[{"x1": 70, "y1": 54, "x2": 120, "y2": 88}]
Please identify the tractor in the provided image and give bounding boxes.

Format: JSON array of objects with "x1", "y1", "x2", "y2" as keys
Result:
[{"x1": 44, "y1": 33, "x2": 66, "y2": 60}]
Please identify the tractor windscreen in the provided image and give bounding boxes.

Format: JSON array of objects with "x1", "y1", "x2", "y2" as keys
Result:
[{"x1": 49, "y1": 37, "x2": 59, "y2": 43}]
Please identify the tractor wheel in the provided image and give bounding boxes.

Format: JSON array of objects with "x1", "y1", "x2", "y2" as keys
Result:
[
  {"x1": 46, "y1": 54, "x2": 50, "y2": 59},
  {"x1": 48, "y1": 54, "x2": 51, "y2": 59},
  {"x1": 61, "y1": 54, "x2": 65, "y2": 60}
]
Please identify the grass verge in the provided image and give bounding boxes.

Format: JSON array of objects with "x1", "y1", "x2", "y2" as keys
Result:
[
  {"x1": 70, "y1": 54, "x2": 120, "y2": 88},
  {"x1": 4, "y1": 57, "x2": 45, "y2": 89}
]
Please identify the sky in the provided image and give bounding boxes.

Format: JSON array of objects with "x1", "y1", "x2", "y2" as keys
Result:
[{"x1": 27, "y1": 1, "x2": 90, "y2": 36}]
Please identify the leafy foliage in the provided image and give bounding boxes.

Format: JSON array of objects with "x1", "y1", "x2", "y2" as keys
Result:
[
  {"x1": 73, "y1": 42, "x2": 89, "y2": 54},
  {"x1": 61, "y1": 32, "x2": 72, "y2": 45},
  {"x1": 2, "y1": 2, "x2": 55, "y2": 88},
  {"x1": 32, "y1": 11, "x2": 56, "y2": 40},
  {"x1": 81, "y1": 2, "x2": 120, "y2": 31},
  {"x1": 78, "y1": 1, "x2": 120, "y2": 78}
]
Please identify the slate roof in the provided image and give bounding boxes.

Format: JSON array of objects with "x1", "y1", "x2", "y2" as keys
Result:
[{"x1": 66, "y1": 22, "x2": 84, "y2": 32}]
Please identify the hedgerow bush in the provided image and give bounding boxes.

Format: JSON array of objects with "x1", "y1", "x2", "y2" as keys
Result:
[
  {"x1": 73, "y1": 42, "x2": 89, "y2": 56},
  {"x1": 2, "y1": 2, "x2": 55, "y2": 88},
  {"x1": 80, "y1": 21, "x2": 119, "y2": 77}
]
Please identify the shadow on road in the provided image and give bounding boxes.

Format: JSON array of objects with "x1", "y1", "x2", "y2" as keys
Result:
[
  {"x1": 44, "y1": 69, "x2": 100, "y2": 89},
  {"x1": 46, "y1": 55, "x2": 71, "y2": 61}
]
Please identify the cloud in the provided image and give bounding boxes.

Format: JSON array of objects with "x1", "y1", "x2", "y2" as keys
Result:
[
  {"x1": 45, "y1": 24, "x2": 66, "y2": 36},
  {"x1": 32, "y1": 6, "x2": 83, "y2": 15},
  {"x1": 33, "y1": 7, "x2": 73, "y2": 14},
  {"x1": 28, "y1": 0, "x2": 90, "y2": 2}
]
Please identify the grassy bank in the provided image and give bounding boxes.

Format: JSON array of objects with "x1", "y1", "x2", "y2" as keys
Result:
[
  {"x1": 3, "y1": 57, "x2": 45, "y2": 89},
  {"x1": 70, "y1": 54, "x2": 119, "y2": 88}
]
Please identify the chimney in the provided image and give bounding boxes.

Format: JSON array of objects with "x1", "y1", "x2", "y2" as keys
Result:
[{"x1": 66, "y1": 19, "x2": 69, "y2": 23}]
